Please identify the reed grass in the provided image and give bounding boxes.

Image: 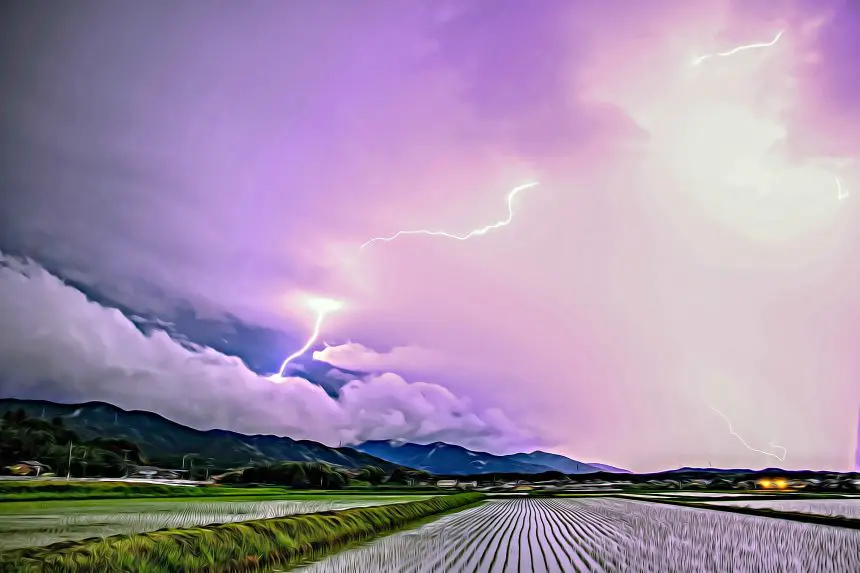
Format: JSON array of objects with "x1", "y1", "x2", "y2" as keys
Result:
[{"x1": 0, "y1": 492, "x2": 484, "y2": 572}]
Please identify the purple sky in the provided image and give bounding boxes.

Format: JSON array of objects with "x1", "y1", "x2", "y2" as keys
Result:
[{"x1": 1, "y1": 0, "x2": 859, "y2": 472}]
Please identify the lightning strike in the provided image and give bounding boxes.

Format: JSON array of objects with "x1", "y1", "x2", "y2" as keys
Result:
[
  {"x1": 710, "y1": 405, "x2": 787, "y2": 462},
  {"x1": 360, "y1": 182, "x2": 539, "y2": 250},
  {"x1": 837, "y1": 176, "x2": 849, "y2": 200},
  {"x1": 268, "y1": 296, "x2": 344, "y2": 383},
  {"x1": 691, "y1": 30, "x2": 784, "y2": 67}
]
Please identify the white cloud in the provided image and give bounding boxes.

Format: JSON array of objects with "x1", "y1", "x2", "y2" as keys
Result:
[
  {"x1": 0, "y1": 253, "x2": 532, "y2": 453},
  {"x1": 313, "y1": 342, "x2": 445, "y2": 372}
]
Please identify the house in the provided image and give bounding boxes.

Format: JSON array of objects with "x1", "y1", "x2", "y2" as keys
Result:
[
  {"x1": 436, "y1": 479, "x2": 459, "y2": 488},
  {"x1": 5, "y1": 461, "x2": 51, "y2": 477},
  {"x1": 127, "y1": 465, "x2": 188, "y2": 480}
]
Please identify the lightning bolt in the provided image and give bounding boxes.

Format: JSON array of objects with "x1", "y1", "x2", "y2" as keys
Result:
[
  {"x1": 710, "y1": 405, "x2": 787, "y2": 462},
  {"x1": 837, "y1": 176, "x2": 849, "y2": 200},
  {"x1": 360, "y1": 181, "x2": 539, "y2": 250},
  {"x1": 691, "y1": 30, "x2": 784, "y2": 67},
  {"x1": 268, "y1": 297, "x2": 344, "y2": 383}
]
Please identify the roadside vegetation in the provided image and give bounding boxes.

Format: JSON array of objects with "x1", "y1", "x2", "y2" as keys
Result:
[{"x1": 0, "y1": 492, "x2": 484, "y2": 572}]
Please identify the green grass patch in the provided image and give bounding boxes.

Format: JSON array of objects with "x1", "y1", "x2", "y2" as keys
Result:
[
  {"x1": 0, "y1": 494, "x2": 428, "y2": 517},
  {"x1": 0, "y1": 481, "x2": 444, "y2": 503},
  {"x1": 0, "y1": 492, "x2": 484, "y2": 572},
  {"x1": 0, "y1": 484, "x2": 272, "y2": 503}
]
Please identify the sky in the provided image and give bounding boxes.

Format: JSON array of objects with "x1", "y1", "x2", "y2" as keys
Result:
[{"x1": 1, "y1": 0, "x2": 859, "y2": 473}]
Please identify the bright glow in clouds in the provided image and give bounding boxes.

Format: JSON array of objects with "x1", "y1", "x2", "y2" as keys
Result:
[
  {"x1": 691, "y1": 30, "x2": 785, "y2": 67},
  {"x1": 709, "y1": 405, "x2": 788, "y2": 462},
  {"x1": 269, "y1": 296, "x2": 345, "y2": 382},
  {"x1": 360, "y1": 182, "x2": 539, "y2": 250},
  {"x1": 837, "y1": 176, "x2": 849, "y2": 200},
  {"x1": 618, "y1": 23, "x2": 848, "y2": 249}
]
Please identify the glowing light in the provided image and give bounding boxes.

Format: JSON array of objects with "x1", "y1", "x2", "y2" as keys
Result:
[
  {"x1": 759, "y1": 479, "x2": 772, "y2": 488},
  {"x1": 710, "y1": 406, "x2": 787, "y2": 462},
  {"x1": 691, "y1": 30, "x2": 784, "y2": 67},
  {"x1": 268, "y1": 296, "x2": 344, "y2": 382},
  {"x1": 360, "y1": 182, "x2": 539, "y2": 250},
  {"x1": 837, "y1": 176, "x2": 848, "y2": 200}
]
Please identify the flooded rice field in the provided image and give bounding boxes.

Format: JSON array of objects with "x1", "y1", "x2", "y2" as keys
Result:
[
  {"x1": 292, "y1": 497, "x2": 860, "y2": 572},
  {"x1": 705, "y1": 497, "x2": 860, "y2": 520}
]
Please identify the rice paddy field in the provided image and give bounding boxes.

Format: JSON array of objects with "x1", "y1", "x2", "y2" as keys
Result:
[
  {"x1": 292, "y1": 497, "x2": 860, "y2": 572},
  {"x1": 0, "y1": 496, "x2": 427, "y2": 550},
  {"x1": 705, "y1": 498, "x2": 860, "y2": 520}
]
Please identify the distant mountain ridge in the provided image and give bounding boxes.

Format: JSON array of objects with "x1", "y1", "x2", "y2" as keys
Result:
[
  {"x1": 586, "y1": 463, "x2": 631, "y2": 474},
  {"x1": 0, "y1": 398, "x2": 395, "y2": 472},
  {"x1": 0, "y1": 398, "x2": 629, "y2": 477},
  {"x1": 356, "y1": 440, "x2": 607, "y2": 475}
]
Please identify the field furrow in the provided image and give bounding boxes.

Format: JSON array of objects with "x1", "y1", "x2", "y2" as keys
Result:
[{"x1": 294, "y1": 497, "x2": 860, "y2": 573}]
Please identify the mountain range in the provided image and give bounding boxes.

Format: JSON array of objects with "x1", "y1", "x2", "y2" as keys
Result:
[
  {"x1": 0, "y1": 398, "x2": 393, "y2": 471},
  {"x1": 355, "y1": 440, "x2": 612, "y2": 476},
  {"x1": 0, "y1": 398, "x2": 626, "y2": 476}
]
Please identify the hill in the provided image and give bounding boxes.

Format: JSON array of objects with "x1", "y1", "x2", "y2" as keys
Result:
[
  {"x1": 586, "y1": 463, "x2": 631, "y2": 473},
  {"x1": 0, "y1": 398, "x2": 395, "y2": 473},
  {"x1": 356, "y1": 440, "x2": 599, "y2": 475},
  {"x1": 508, "y1": 451, "x2": 601, "y2": 474}
]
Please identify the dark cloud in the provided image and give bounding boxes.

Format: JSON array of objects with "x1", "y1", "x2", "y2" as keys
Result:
[{"x1": 425, "y1": 0, "x2": 646, "y2": 159}]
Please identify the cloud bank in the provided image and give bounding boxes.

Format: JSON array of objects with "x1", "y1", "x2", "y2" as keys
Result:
[
  {"x1": 313, "y1": 342, "x2": 445, "y2": 373},
  {"x1": 0, "y1": 253, "x2": 532, "y2": 453}
]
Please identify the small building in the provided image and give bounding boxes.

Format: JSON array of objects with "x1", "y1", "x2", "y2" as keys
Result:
[
  {"x1": 128, "y1": 465, "x2": 188, "y2": 480},
  {"x1": 436, "y1": 479, "x2": 459, "y2": 488},
  {"x1": 458, "y1": 481, "x2": 478, "y2": 489},
  {"x1": 6, "y1": 461, "x2": 51, "y2": 477}
]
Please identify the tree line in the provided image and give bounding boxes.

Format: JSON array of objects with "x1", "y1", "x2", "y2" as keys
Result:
[{"x1": 0, "y1": 409, "x2": 144, "y2": 477}]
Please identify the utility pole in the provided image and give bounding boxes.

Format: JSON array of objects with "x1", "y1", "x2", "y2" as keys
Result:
[{"x1": 66, "y1": 442, "x2": 73, "y2": 480}]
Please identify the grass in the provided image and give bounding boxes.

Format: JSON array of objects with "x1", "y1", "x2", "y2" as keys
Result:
[
  {"x1": 0, "y1": 481, "x2": 442, "y2": 503},
  {"x1": 0, "y1": 494, "x2": 426, "y2": 515},
  {"x1": 0, "y1": 492, "x2": 484, "y2": 572},
  {"x1": 0, "y1": 496, "x2": 432, "y2": 551}
]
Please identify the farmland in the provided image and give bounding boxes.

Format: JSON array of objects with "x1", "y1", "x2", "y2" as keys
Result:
[
  {"x1": 0, "y1": 494, "x2": 483, "y2": 572},
  {"x1": 705, "y1": 497, "x2": 860, "y2": 520},
  {"x1": 295, "y1": 497, "x2": 860, "y2": 572},
  {"x1": 0, "y1": 495, "x2": 428, "y2": 550}
]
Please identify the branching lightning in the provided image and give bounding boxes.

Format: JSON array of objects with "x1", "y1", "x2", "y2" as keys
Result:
[
  {"x1": 268, "y1": 297, "x2": 344, "y2": 383},
  {"x1": 837, "y1": 176, "x2": 849, "y2": 200},
  {"x1": 360, "y1": 182, "x2": 539, "y2": 250},
  {"x1": 710, "y1": 405, "x2": 787, "y2": 462},
  {"x1": 692, "y1": 30, "x2": 784, "y2": 67}
]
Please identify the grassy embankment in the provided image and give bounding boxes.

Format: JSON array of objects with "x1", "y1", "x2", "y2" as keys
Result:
[
  {"x1": 0, "y1": 481, "x2": 441, "y2": 503},
  {"x1": 0, "y1": 492, "x2": 484, "y2": 572}
]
